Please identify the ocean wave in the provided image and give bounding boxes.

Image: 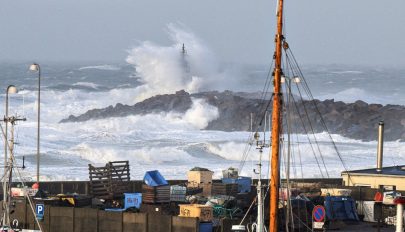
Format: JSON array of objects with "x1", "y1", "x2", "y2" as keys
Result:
[
  {"x1": 126, "y1": 23, "x2": 222, "y2": 102},
  {"x1": 78, "y1": 65, "x2": 121, "y2": 71},
  {"x1": 72, "y1": 82, "x2": 100, "y2": 90},
  {"x1": 329, "y1": 70, "x2": 363, "y2": 74},
  {"x1": 316, "y1": 87, "x2": 379, "y2": 104}
]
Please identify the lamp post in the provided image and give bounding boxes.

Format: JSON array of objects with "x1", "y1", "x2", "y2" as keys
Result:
[
  {"x1": 29, "y1": 63, "x2": 41, "y2": 185},
  {"x1": 3, "y1": 85, "x2": 18, "y2": 227}
]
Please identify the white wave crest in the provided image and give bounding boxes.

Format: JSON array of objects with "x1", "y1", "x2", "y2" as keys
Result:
[
  {"x1": 126, "y1": 23, "x2": 220, "y2": 101},
  {"x1": 206, "y1": 142, "x2": 270, "y2": 161},
  {"x1": 70, "y1": 143, "x2": 194, "y2": 165},
  {"x1": 78, "y1": 65, "x2": 121, "y2": 71},
  {"x1": 72, "y1": 82, "x2": 100, "y2": 89},
  {"x1": 184, "y1": 98, "x2": 219, "y2": 129}
]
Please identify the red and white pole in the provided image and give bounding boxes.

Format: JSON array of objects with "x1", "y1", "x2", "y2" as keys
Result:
[{"x1": 394, "y1": 197, "x2": 405, "y2": 232}]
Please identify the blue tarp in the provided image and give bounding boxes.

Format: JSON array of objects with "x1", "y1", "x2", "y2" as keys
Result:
[{"x1": 324, "y1": 196, "x2": 359, "y2": 221}]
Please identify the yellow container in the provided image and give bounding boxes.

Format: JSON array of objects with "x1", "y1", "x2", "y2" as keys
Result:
[
  {"x1": 187, "y1": 170, "x2": 213, "y2": 186},
  {"x1": 179, "y1": 204, "x2": 213, "y2": 222}
]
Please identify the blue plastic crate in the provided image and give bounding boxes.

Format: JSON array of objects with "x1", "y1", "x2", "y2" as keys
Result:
[
  {"x1": 124, "y1": 193, "x2": 142, "y2": 209},
  {"x1": 221, "y1": 176, "x2": 252, "y2": 193},
  {"x1": 199, "y1": 222, "x2": 213, "y2": 232},
  {"x1": 105, "y1": 193, "x2": 142, "y2": 212},
  {"x1": 143, "y1": 170, "x2": 168, "y2": 186}
]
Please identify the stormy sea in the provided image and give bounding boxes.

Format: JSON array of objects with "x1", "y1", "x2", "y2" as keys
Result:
[{"x1": 1, "y1": 25, "x2": 405, "y2": 181}]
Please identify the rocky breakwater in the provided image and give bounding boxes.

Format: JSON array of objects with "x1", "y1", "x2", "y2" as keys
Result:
[{"x1": 60, "y1": 90, "x2": 405, "y2": 141}]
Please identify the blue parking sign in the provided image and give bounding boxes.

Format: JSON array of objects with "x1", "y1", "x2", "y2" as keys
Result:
[{"x1": 36, "y1": 204, "x2": 44, "y2": 221}]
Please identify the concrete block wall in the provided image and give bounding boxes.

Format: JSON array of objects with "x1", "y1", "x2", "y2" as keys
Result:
[{"x1": 6, "y1": 201, "x2": 199, "y2": 232}]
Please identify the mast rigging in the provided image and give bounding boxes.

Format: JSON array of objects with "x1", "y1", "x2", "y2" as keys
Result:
[{"x1": 269, "y1": 0, "x2": 284, "y2": 230}]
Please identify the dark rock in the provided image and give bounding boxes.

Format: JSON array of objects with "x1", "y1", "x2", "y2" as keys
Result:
[{"x1": 60, "y1": 90, "x2": 405, "y2": 141}]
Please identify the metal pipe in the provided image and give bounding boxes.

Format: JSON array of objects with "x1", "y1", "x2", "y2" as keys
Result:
[
  {"x1": 257, "y1": 150, "x2": 263, "y2": 232},
  {"x1": 377, "y1": 121, "x2": 384, "y2": 172}
]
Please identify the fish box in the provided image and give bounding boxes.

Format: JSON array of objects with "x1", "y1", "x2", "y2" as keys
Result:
[
  {"x1": 179, "y1": 204, "x2": 213, "y2": 222},
  {"x1": 187, "y1": 169, "x2": 213, "y2": 186},
  {"x1": 170, "y1": 185, "x2": 187, "y2": 202},
  {"x1": 212, "y1": 183, "x2": 238, "y2": 197},
  {"x1": 143, "y1": 170, "x2": 168, "y2": 187},
  {"x1": 221, "y1": 176, "x2": 252, "y2": 193},
  {"x1": 123, "y1": 193, "x2": 142, "y2": 209},
  {"x1": 142, "y1": 184, "x2": 170, "y2": 204}
]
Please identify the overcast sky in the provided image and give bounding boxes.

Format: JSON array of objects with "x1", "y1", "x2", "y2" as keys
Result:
[{"x1": 0, "y1": 0, "x2": 404, "y2": 67}]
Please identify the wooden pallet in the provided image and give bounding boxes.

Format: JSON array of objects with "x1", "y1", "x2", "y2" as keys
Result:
[{"x1": 88, "y1": 161, "x2": 130, "y2": 199}]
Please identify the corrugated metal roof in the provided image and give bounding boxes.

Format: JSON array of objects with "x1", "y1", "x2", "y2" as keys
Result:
[{"x1": 342, "y1": 165, "x2": 405, "y2": 176}]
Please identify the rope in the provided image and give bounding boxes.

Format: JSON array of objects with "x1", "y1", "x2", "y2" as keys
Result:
[
  {"x1": 284, "y1": 53, "x2": 330, "y2": 178},
  {"x1": 285, "y1": 46, "x2": 355, "y2": 184},
  {"x1": 238, "y1": 58, "x2": 275, "y2": 174}
]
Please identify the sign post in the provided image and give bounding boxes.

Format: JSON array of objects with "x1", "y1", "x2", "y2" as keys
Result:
[
  {"x1": 36, "y1": 204, "x2": 45, "y2": 221},
  {"x1": 312, "y1": 205, "x2": 326, "y2": 230}
]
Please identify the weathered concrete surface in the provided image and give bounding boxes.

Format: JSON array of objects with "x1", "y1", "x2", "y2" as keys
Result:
[
  {"x1": 49, "y1": 207, "x2": 73, "y2": 232},
  {"x1": 74, "y1": 208, "x2": 98, "y2": 232},
  {"x1": 147, "y1": 214, "x2": 172, "y2": 232},
  {"x1": 123, "y1": 213, "x2": 147, "y2": 232},
  {"x1": 171, "y1": 216, "x2": 198, "y2": 232},
  {"x1": 98, "y1": 211, "x2": 123, "y2": 232}
]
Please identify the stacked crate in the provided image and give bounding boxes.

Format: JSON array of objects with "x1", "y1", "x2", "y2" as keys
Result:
[
  {"x1": 142, "y1": 184, "x2": 170, "y2": 203},
  {"x1": 142, "y1": 170, "x2": 170, "y2": 204},
  {"x1": 221, "y1": 176, "x2": 252, "y2": 193},
  {"x1": 179, "y1": 204, "x2": 213, "y2": 222},
  {"x1": 211, "y1": 183, "x2": 239, "y2": 196},
  {"x1": 170, "y1": 185, "x2": 187, "y2": 202},
  {"x1": 187, "y1": 168, "x2": 213, "y2": 197}
]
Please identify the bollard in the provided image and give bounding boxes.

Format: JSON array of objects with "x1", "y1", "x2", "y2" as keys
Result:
[{"x1": 394, "y1": 197, "x2": 405, "y2": 232}]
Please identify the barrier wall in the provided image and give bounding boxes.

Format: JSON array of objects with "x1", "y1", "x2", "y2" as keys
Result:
[
  {"x1": 123, "y1": 213, "x2": 147, "y2": 232},
  {"x1": 74, "y1": 208, "x2": 98, "y2": 232},
  {"x1": 7, "y1": 201, "x2": 198, "y2": 232}
]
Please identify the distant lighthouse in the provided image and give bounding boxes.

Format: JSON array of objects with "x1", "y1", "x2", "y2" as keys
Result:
[{"x1": 181, "y1": 43, "x2": 190, "y2": 74}]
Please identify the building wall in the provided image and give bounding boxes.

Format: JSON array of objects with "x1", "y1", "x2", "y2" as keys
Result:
[{"x1": 342, "y1": 174, "x2": 405, "y2": 190}]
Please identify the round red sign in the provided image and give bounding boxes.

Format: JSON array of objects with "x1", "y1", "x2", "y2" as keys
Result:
[{"x1": 312, "y1": 205, "x2": 326, "y2": 222}]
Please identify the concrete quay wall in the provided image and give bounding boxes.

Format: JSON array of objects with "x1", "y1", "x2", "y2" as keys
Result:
[{"x1": 2, "y1": 201, "x2": 200, "y2": 232}]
